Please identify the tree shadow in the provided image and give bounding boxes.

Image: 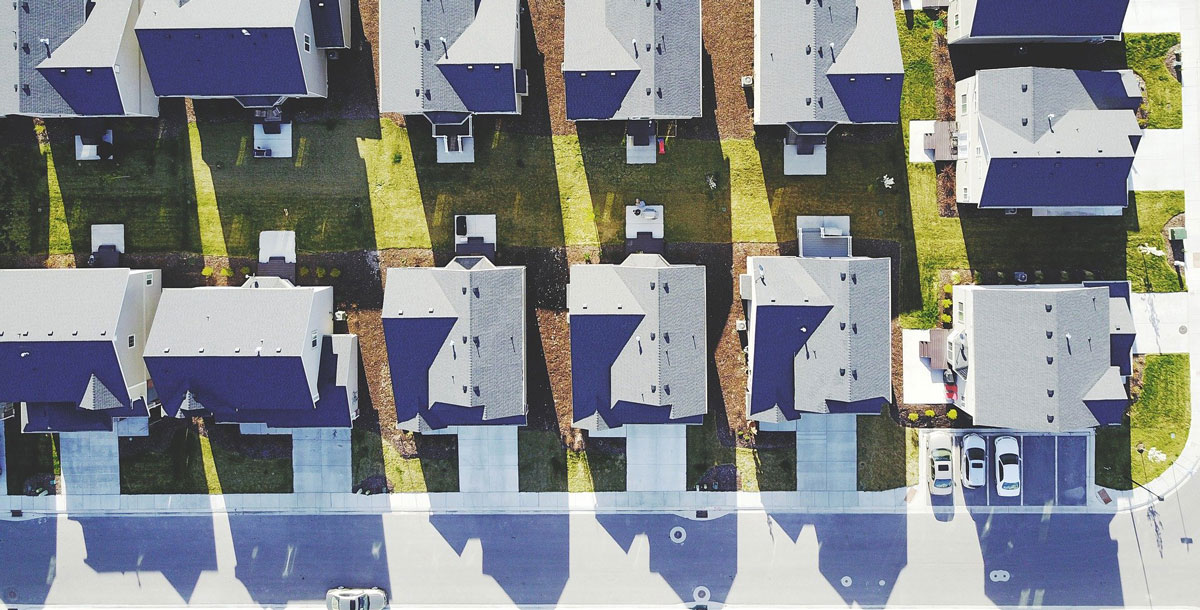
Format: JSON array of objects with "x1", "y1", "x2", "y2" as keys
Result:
[
  {"x1": 0, "y1": 117, "x2": 50, "y2": 260},
  {"x1": 765, "y1": 513, "x2": 907, "y2": 607},
  {"x1": 0, "y1": 516, "x2": 56, "y2": 604},
  {"x1": 75, "y1": 515, "x2": 217, "y2": 601},
  {"x1": 949, "y1": 40, "x2": 1128, "y2": 81},
  {"x1": 757, "y1": 124, "x2": 922, "y2": 313},
  {"x1": 595, "y1": 513, "x2": 737, "y2": 605},
  {"x1": 429, "y1": 514, "x2": 569, "y2": 606},
  {"x1": 577, "y1": 121, "x2": 732, "y2": 246},
  {"x1": 958, "y1": 203, "x2": 1127, "y2": 285},
  {"x1": 44, "y1": 100, "x2": 202, "y2": 258},
  {"x1": 194, "y1": 100, "x2": 382, "y2": 257},
  {"x1": 969, "y1": 512, "x2": 1124, "y2": 606},
  {"x1": 230, "y1": 514, "x2": 390, "y2": 604}
]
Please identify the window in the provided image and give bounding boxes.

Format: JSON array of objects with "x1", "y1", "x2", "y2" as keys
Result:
[
  {"x1": 955, "y1": 301, "x2": 963, "y2": 323},
  {"x1": 145, "y1": 273, "x2": 153, "y2": 285},
  {"x1": 953, "y1": 13, "x2": 959, "y2": 27},
  {"x1": 303, "y1": 34, "x2": 311, "y2": 53},
  {"x1": 311, "y1": 331, "x2": 318, "y2": 348},
  {"x1": 960, "y1": 93, "x2": 966, "y2": 113},
  {"x1": 128, "y1": 335, "x2": 136, "y2": 348}
]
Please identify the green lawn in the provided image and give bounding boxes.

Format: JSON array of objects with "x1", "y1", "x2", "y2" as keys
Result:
[
  {"x1": 351, "y1": 427, "x2": 458, "y2": 493},
  {"x1": 120, "y1": 423, "x2": 292, "y2": 494},
  {"x1": 3, "y1": 419, "x2": 59, "y2": 495},
  {"x1": 736, "y1": 444, "x2": 797, "y2": 492},
  {"x1": 1126, "y1": 33, "x2": 1183, "y2": 129},
  {"x1": 856, "y1": 410, "x2": 919, "y2": 491},
  {"x1": 1097, "y1": 354, "x2": 1191, "y2": 489},
  {"x1": 518, "y1": 430, "x2": 627, "y2": 492},
  {"x1": 1127, "y1": 191, "x2": 1187, "y2": 293},
  {"x1": 897, "y1": 11, "x2": 937, "y2": 133}
]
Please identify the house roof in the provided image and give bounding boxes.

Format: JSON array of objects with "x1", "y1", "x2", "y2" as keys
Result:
[
  {"x1": 562, "y1": 0, "x2": 702, "y2": 120},
  {"x1": 955, "y1": 285, "x2": 1130, "y2": 431},
  {"x1": 974, "y1": 68, "x2": 1142, "y2": 208},
  {"x1": 746, "y1": 256, "x2": 891, "y2": 421},
  {"x1": 568, "y1": 253, "x2": 707, "y2": 430},
  {"x1": 309, "y1": 0, "x2": 345, "y2": 48},
  {"x1": 382, "y1": 257, "x2": 527, "y2": 431},
  {"x1": 754, "y1": 0, "x2": 903, "y2": 126},
  {"x1": 379, "y1": 0, "x2": 521, "y2": 115},
  {"x1": 967, "y1": 0, "x2": 1129, "y2": 38},
  {"x1": 135, "y1": 0, "x2": 310, "y2": 97}
]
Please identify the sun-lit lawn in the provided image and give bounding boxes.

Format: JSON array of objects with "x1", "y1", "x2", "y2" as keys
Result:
[
  {"x1": 1097, "y1": 355, "x2": 1190, "y2": 489},
  {"x1": 351, "y1": 427, "x2": 458, "y2": 493},
  {"x1": 1126, "y1": 33, "x2": 1183, "y2": 129},
  {"x1": 119, "y1": 424, "x2": 292, "y2": 495}
]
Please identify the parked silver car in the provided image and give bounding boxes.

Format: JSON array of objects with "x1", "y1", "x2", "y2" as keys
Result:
[
  {"x1": 961, "y1": 433, "x2": 986, "y2": 489},
  {"x1": 326, "y1": 587, "x2": 387, "y2": 610},
  {"x1": 994, "y1": 435, "x2": 1021, "y2": 498},
  {"x1": 928, "y1": 432, "x2": 954, "y2": 495}
]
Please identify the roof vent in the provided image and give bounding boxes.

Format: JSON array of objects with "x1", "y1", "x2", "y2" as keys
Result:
[
  {"x1": 839, "y1": 368, "x2": 846, "y2": 376},
  {"x1": 806, "y1": 45, "x2": 811, "y2": 55},
  {"x1": 1046, "y1": 356, "x2": 1053, "y2": 364},
  {"x1": 1045, "y1": 304, "x2": 1052, "y2": 312},
  {"x1": 852, "y1": 323, "x2": 857, "y2": 334},
  {"x1": 1021, "y1": 84, "x2": 1028, "y2": 92},
  {"x1": 1021, "y1": 118, "x2": 1028, "y2": 126},
  {"x1": 1047, "y1": 415, "x2": 1055, "y2": 423},
  {"x1": 840, "y1": 273, "x2": 846, "y2": 281},
  {"x1": 1047, "y1": 389, "x2": 1055, "y2": 397},
  {"x1": 1046, "y1": 330, "x2": 1053, "y2": 338},
  {"x1": 839, "y1": 322, "x2": 846, "y2": 330}
]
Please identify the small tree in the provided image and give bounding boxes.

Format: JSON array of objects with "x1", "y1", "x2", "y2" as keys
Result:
[{"x1": 239, "y1": 266, "x2": 250, "y2": 276}]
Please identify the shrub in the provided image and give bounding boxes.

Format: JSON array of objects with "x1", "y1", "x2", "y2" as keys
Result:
[
  {"x1": 239, "y1": 266, "x2": 250, "y2": 276},
  {"x1": 1034, "y1": 270, "x2": 1044, "y2": 282},
  {"x1": 924, "y1": 409, "x2": 936, "y2": 418},
  {"x1": 201, "y1": 266, "x2": 213, "y2": 277},
  {"x1": 316, "y1": 267, "x2": 326, "y2": 279},
  {"x1": 908, "y1": 412, "x2": 920, "y2": 422},
  {"x1": 949, "y1": 271, "x2": 961, "y2": 283},
  {"x1": 1083, "y1": 270, "x2": 1095, "y2": 280},
  {"x1": 940, "y1": 313, "x2": 952, "y2": 324},
  {"x1": 330, "y1": 268, "x2": 341, "y2": 278},
  {"x1": 947, "y1": 409, "x2": 959, "y2": 420},
  {"x1": 584, "y1": 253, "x2": 592, "y2": 263},
  {"x1": 940, "y1": 299, "x2": 952, "y2": 309},
  {"x1": 942, "y1": 283, "x2": 952, "y2": 294},
  {"x1": 1060, "y1": 270, "x2": 1071, "y2": 282},
  {"x1": 299, "y1": 266, "x2": 310, "y2": 277},
  {"x1": 392, "y1": 152, "x2": 403, "y2": 164},
  {"x1": 220, "y1": 267, "x2": 233, "y2": 277}
]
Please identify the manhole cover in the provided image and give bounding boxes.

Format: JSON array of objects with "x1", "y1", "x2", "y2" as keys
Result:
[
  {"x1": 693, "y1": 586, "x2": 711, "y2": 602},
  {"x1": 841, "y1": 576, "x2": 853, "y2": 587},
  {"x1": 989, "y1": 570, "x2": 1011, "y2": 582},
  {"x1": 1180, "y1": 325, "x2": 1188, "y2": 335},
  {"x1": 670, "y1": 526, "x2": 687, "y2": 544}
]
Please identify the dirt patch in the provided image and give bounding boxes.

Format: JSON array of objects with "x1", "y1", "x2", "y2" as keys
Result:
[{"x1": 937, "y1": 162, "x2": 958, "y2": 218}]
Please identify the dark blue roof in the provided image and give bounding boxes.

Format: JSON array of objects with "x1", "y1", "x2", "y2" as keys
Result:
[
  {"x1": 1084, "y1": 280, "x2": 1132, "y2": 305},
  {"x1": 309, "y1": 0, "x2": 345, "y2": 48},
  {"x1": 747, "y1": 305, "x2": 832, "y2": 419},
  {"x1": 1076, "y1": 71, "x2": 1143, "y2": 111},
  {"x1": 971, "y1": 0, "x2": 1129, "y2": 37},
  {"x1": 828, "y1": 73, "x2": 904, "y2": 124},
  {"x1": 384, "y1": 316, "x2": 527, "y2": 429},
  {"x1": 146, "y1": 338, "x2": 351, "y2": 427},
  {"x1": 439, "y1": 63, "x2": 518, "y2": 113},
  {"x1": 135, "y1": 27, "x2": 308, "y2": 97},
  {"x1": 564, "y1": 70, "x2": 638, "y2": 120},
  {"x1": 23, "y1": 399, "x2": 148, "y2": 434},
  {"x1": 569, "y1": 314, "x2": 701, "y2": 428},
  {"x1": 0, "y1": 341, "x2": 131, "y2": 407},
  {"x1": 1084, "y1": 398, "x2": 1126, "y2": 426},
  {"x1": 36, "y1": 67, "x2": 125, "y2": 115},
  {"x1": 979, "y1": 157, "x2": 1132, "y2": 208}
]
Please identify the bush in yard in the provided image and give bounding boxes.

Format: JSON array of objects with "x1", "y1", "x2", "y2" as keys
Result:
[
  {"x1": 1061, "y1": 270, "x2": 1071, "y2": 282},
  {"x1": 299, "y1": 266, "x2": 310, "y2": 277},
  {"x1": 950, "y1": 271, "x2": 961, "y2": 283},
  {"x1": 392, "y1": 152, "x2": 403, "y2": 164},
  {"x1": 220, "y1": 268, "x2": 233, "y2": 277},
  {"x1": 316, "y1": 267, "x2": 326, "y2": 279},
  {"x1": 940, "y1": 313, "x2": 952, "y2": 324},
  {"x1": 947, "y1": 409, "x2": 958, "y2": 421},
  {"x1": 239, "y1": 266, "x2": 250, "y2": 276},
  {"x1": 942, "y1": 283, "x2": 952, "y2": 294},
  {"x1": 330, "y1": 268, "x2": 341, "y2": 278},
  {"x1": 908, "y1": 412, "x2": 920, "y2": 422},
  {"x1": 940, "y1": 299, "x2": 952, "y2": 309},
  {"x1": 201, "y1": 266, "x2": 214, "y2": 277},
  {"x1": 924, "y1": 409, "x2": 936, "y2": 418}
]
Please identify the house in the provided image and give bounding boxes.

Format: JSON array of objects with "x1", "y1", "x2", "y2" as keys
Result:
[
  {"x1": 941, "y1": 282, "x2": 1134, "y2": 431},
  {"x1": 0, "y1": 268, "x2": 161, "y2": 434},
  {"x1": 143, "y1": 277, "x2": 359, "y2": 430},
  {"x1": 382, "y1": 256, "x2": 526, "y2": 432},
  {"x1": 568, "y1": 253, "x2": 706, "y2": 432},
  {"x1": 379, "y1": 0, "x2": 526, "y2": 163},
  {"x1": 955, "y1": 67, "x2": 1142, "y2": 215},
  {"x1": 135, "y1": 0, "x2": 350, "y2": 109},
  {"x1": 561, "y1": 0, "x2": 702, "y2": 164},
  {"x1": 741, "y1": 218, "x2": 892, "y2": 424},
  {"x1": 948, "y1": 0, "x2": 1129, "y2": 45},
  {"x1": 753, "y1": 0, "x2": 902, "y2": 175},
  {"x1": 0, "y1": 0, "x2": 157, "y2": 118}
]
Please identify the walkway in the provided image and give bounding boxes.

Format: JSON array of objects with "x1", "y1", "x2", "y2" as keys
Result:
[
  {"x1": 1131, "y1": 291, "x2": 1190, "y2": 354},
  {"x1": 58, "y1": 430, "x2": 119, "y2": 496},
  {"x1": 457, "y1": 426, "x2": 518, "y2": 493},
  {"x1": 291, "y1": 428, "x2": 352, "y2": 494}
]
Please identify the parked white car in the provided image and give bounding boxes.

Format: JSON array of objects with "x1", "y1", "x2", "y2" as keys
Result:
[
  {"x1": 326, "y1": 587, "x2": 387, "y2": 610},
  {"x1": 928, "y1": 432, "x2": 954, "y2": 495},
  {"x1": 994, "y1": 435, "x2": 1021, "y2": 497},
  {"x1": 961, "y1": 433, "x2": 986, "y2": 489}
]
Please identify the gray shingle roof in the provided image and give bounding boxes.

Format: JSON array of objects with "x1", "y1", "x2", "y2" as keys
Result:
[
  {"x1": 382, "y1": 257, "x2": 527, "y2": 424},
  {"x1": 379, "y1": 0, "x2": 520, "y2": 114},
  {"x1": 754, "y1": 0, "x2": 902, "y2": 126},
  {"x1": 0, "y1": 268, "x2": 138, "y2": 340},
  {"x1": 0, "y1": 1, "x2": 19, "y2": 115},
  {"x1": 746, "y1": 256, "x2": 891, "y2": 420},
  {"x1": 974, "y1": 67, "x2": 1141, "y2": 160},
  {"x1": 12, "y1": 0, "x2": 87, "y2": 116},
  {"x1": 954, "y1": 285, "x2": 1129, "y2": 431},
  {"x1": 562, "y1": 0, "x2": 702, "y2": 119},
  {"x1": 568, "y1": 253, "x2": 707, "y2": 429}
]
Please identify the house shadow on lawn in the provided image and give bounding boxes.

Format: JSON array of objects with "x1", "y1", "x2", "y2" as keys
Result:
[
  {"x1": 0, "y1": 117, "x2": 51, "y2": 259},
  {"x1": 757, "y1": 124, "x2": 922, "y2": 313},
  {"x1": 194, "y1": 100, "x2": 383, "y2": 257},
  {"x1": 44, "y1": 100, "x2": 204, "y2": 258}
]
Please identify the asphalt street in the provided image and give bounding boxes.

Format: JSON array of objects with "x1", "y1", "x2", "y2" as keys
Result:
[{"x1": 1, "y1": 501, "x2": 1198, "y2": 608}]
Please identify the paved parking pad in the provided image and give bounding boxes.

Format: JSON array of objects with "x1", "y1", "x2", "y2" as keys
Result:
[{"x1": 959, "y1": 433, "x2": 1091, "y2": 508}]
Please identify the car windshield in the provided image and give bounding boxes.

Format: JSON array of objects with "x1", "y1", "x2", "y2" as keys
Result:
[
  {"x1": 933, "y1": 449, "x2": 952, "y2": 460},
  {"x1": 1002, "y1": 481, "x2": 1020, "y2": 490},
  {"x1": 934, "y1": 478, "x2": 952, "y2": 488},
  {"x1": 967, "y1": 448, "x2": 984, "y2": 461},
  {"x1": 1000, "y1": 454, "x2": 1018, "y2": 466}
]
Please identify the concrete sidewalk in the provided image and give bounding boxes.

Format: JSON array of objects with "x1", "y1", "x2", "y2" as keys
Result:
[
  {"x1": 1131, "y1": 292, "x2": 1190, "y2": 354},
  {"x1": 1130, "y1": 130, "x2": 1186, "y2": 191}
]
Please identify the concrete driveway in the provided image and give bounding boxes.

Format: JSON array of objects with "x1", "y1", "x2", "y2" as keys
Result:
[
  {"x1": 626, "y1": 424, "x2": 686, "y2": 491},
  {"x1": 457, "y1": 426, "x2": 518, "y2": 493},
  {"x1": 291, "y1": 427, "x2": 352, "y2": 493},
  {"x1": 1132, "y1": 292, "x2": 1190, "y2": 354},
  {"x1": 59, "y1": 430, "x2": 120, "y2": 495}
]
